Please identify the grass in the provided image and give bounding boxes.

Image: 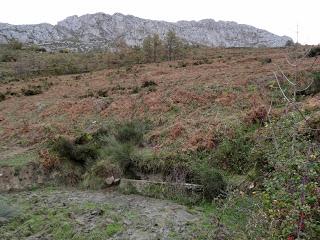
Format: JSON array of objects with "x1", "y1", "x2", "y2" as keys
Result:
[
  {"x1": 0, "y1": 191, "x2": 123, "y2": 240},
  {"x1": 0, "y1": 150, "x2": 39, "y2": 168},
  {"x1": 105, "y1": 223, "x2": 123, "y2": 237}
]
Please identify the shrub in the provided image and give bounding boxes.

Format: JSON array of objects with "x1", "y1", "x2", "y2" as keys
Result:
[
  {"x1": 311, "y1": 71, "x2": 320, "y2": 94},
  {"x1": 115, "y1": 121, "x2": 144, "y2": 145},
  {"x1": 131, "y1": 86, "x2": 140, "y2": 94},
  {"x1": 100, "y1": 137, "x2": 138, "y2": 178},
  {"x1": 0, "y1": 92, "x2": 5, "y2": 102},
  {"x1": 307, "y1": 46, "x2": 320, "y2": 58},
  {"x1": 0, "y1": 52, "x2": 17, "y2": 62},
  {"x1": 97, "y1": 89, "x2": 109, "y2": 98},
  {"x1": 53, "y1": 137, "x2": 99, "y2": 166},
  {"x1": 141, "y1": 80, "x2": 157, "y2": 88},
  {"x1": 245, "y1": 105, "x2": 268, "y2": 125},
  {"x1": 8, "y1": 40, "x2": 23, "y2": 50},
  {"x1": 21, "y1": 85, "x2": 43, "y2": 96},
  {"x1": 260, "y1": 58, "x2": 272, "y2": 64},
  {"x1": 176, "y1": 61, "x2": 188, "y2": 68},
  {"x1": 285, "y1": 40, "x2": 295, "y2": 47},
  {"x1": 192, "y1": 163, "x2": 227, "y2": 200},
  {"x1": 297, "y1": 72, "x2": 320, "y2": 95},
  {"x1": 82, "y1": 159, "x2": 122, "y2": 189},
  {"x1": 214, "y1": 125, "x2": 255, "y2": 174}
]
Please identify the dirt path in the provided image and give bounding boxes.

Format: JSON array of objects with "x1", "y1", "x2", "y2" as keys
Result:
[{"x1": 0, "y1": 189, "x2": 215, "y2": 240}]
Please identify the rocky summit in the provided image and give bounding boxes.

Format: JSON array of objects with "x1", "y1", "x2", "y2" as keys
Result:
[{"x1": 0, "y1": 12, "x2": 291, "y2": 51}]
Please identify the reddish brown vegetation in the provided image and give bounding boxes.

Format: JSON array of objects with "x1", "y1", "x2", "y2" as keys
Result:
[{"x1": 0, "y1": 48, "x2": 319, "y2": 152}]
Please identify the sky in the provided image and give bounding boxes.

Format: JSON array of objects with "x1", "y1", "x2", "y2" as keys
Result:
[{"x1": 0, "y1": 0, "x2": 319, "y2": 45}]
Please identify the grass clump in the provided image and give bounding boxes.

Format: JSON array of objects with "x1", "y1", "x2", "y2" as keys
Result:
[
  {"x1": 105, "y1": 223, "x2": 123, "y2": 237},
  {"x1": 115, "y1": 121, "x2": 145, "y2": 145},
  {"x1": 52, "y1": 137, "x2": 99, "y2": 167}
]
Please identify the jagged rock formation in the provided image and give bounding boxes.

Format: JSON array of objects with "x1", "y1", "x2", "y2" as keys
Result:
[{"x1": 0, "y1": 12, "x2": 292, "y2": 51}]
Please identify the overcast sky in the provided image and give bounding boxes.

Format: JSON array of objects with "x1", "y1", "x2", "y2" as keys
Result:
[{"x1": 1, "y1": 0, "x2": 319, "y2": 44}]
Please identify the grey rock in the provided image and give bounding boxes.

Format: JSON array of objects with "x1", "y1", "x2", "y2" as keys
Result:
[
  {"x1": 105, "y1": 176, "x2": 115, "y2": 186},
  {"x1": 0, "y1": 12, "x2": 292, "y2": 51},
  {"x1": 0, "y1": 217, "x2": 8, "y2": 225}
]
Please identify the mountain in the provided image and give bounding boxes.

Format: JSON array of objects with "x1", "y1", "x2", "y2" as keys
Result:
[{"x1": 0, "y1": 12, "x2": 292, "y2": 51}]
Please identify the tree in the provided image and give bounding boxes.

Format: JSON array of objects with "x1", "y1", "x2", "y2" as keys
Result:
[
  {"x1": 165, "y1": 30, "x2": 183, "y2": 61},
  {"x1": 152, "y1": 34, "x2": 163, "y2": 62},
  {"x1": 142, "y1": 35, "x2": 153, "y2": 63},
  {"x1": 142, "y1": 34, "x2": 164, "y2": 63}
]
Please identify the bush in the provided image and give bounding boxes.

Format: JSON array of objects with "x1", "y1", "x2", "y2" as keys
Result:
[
  {"x1": 0, "y1": 52, "x2": 17, "y2": 62},
  {"x1": 21, "y1": 85, "x2": 43, "y2": 96},
  {"x1": 285, "y1": 40, "x2": 295, "y2": 47},
  {"x1": 0, "y1": 92, "x2": 5, "y2": 102},
  {"x1": 214, "y1": 126, "x2": 255, "y2": 174},
  {"x1": 307, "y1": 46, "x2": 320, "y2": 58},
  {"x1": 260, "y1": 58, "x2": 272, "y2": 64},
  {"x1": 115, "y1": 121, "x2": 144, "y2": 145},
  {"x1": 82, "y1": 159, "x2": 122, "y2": 189},
  {"x1": 192, "y1": 163, "x2": 227, "y2": 199},
  {"x1": 8, "y1": 40, "x2": 23, "y2": 50},
  {"x1": 141, "y1": 80, "x2": 157, "y2": 88},
  {"x1": 53, "y1": 137, "x2": 99, "y2": 166}
]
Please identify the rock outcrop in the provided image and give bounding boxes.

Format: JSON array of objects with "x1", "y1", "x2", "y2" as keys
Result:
[{"x1": 0, "y1": 12, "x2": 292, "y2": 51}]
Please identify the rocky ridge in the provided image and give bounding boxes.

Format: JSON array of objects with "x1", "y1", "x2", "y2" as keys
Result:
[{"x1": 0, "y1": 12, "x2": 291, "y2": 51}]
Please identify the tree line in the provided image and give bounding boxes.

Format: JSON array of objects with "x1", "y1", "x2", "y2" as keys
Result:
[{"x1": 113, "y1": 30, "x2": 188, "y2": 65}]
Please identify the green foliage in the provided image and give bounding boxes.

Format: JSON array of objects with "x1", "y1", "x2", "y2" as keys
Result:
[
  {"x1": 52, "y1": 137, "x2": 99, "y2": 167},
  {"x1": 258, "y1": 113, "x2": 320, "y2": 238},
  {"x1": 192, "y1": 163, "x2": 227, "y2": 199},
  {"x1": 307, "y1": 46, "x2": 320, "y2": 58},
  {"x1": 8, "y1": 39, "x2": 23, "y2": 50},
  {"x1": 214, "y1": 125, "x2": 255, "y2": 174},
  {"x1": 0, "y1": 52, "x2": 17, "y2": 62},
  {"x1": 115, "y1": 121, "x2": 145, "y2": 145},
  {"x1": 311, "y1": 71, "x2": 320, "y2": 94},
  {"x1": 105, "y1": 223, "x2": 123, "y2": 237},
  {"x1": 82, "y1": 159, "x2": 122, "y2": 189}
]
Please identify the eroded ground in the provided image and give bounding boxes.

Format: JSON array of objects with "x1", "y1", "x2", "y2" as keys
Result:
[{"x1": 0, "y1": 188, "x2": 224, "y2": 240}]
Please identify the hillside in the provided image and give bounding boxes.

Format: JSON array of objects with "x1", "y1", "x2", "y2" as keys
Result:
[
  {"x1": 0, "y1": 13, "x2": 292, "y2": 51},
  {"x1": 0, "y1": 45, "x2": 320, "y2": 239}
]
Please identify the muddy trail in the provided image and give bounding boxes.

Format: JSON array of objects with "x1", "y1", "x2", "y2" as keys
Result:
[{"x1": 0, "y1": 189, "x2": 223, "y2": 240}]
